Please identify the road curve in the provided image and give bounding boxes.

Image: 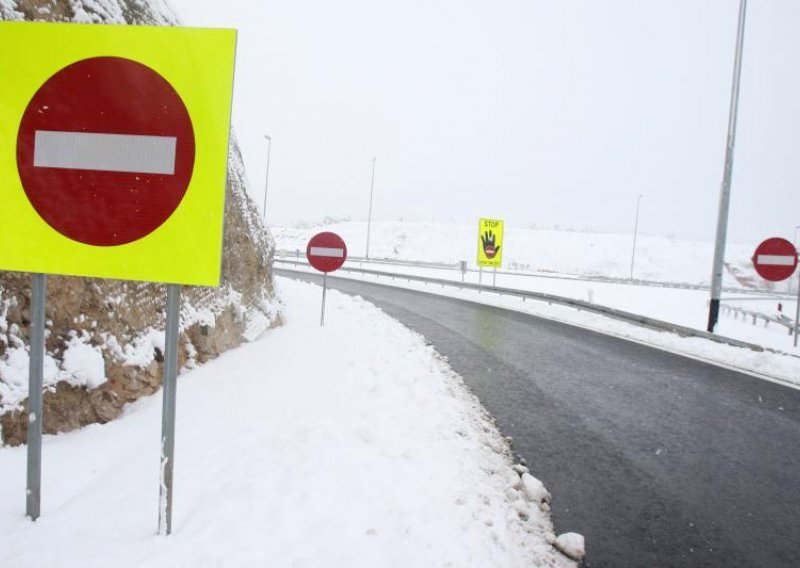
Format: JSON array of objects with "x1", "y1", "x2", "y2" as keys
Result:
[{"x1": 277, "y1": 270, "x2": 800, "y2": 568}]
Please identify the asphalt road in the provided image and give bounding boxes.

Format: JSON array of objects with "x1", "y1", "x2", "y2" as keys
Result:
[{"x1": 278, "y1": 270, "x2": 800, "y2": 567}]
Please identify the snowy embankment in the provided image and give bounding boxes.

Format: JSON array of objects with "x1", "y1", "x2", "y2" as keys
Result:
[{"x1": 0, "y1": 278, "x2": 576, "y2": 567}]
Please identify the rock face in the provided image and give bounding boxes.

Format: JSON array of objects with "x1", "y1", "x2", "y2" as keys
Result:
[{"x1": 0, "y1": 1, "x2": 281, "y2": 445}]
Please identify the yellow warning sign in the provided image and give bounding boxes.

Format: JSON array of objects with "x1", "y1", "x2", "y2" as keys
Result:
[
  {"x1": 477, "y1": 218, "x2": 504, "y2": 268},
  {"x1": 0, "y1": 22, "x2": 236, "y2": 286}
]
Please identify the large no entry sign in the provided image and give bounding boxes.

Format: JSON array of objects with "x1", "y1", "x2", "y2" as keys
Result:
[
  {"x1": 0, "y1": 22, "x2": 236, "y2": 285},
  {"x1": 307, "y1": 232, "x2": 347, "y2": 273},
  {"x1": 17, "y1": 56, "x2": 195, "y2": 247},
  {"x1": 752, "y1": 237, "x2": 798, "y2": 282}
]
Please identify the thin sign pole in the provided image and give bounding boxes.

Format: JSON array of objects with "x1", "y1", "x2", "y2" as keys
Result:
[
  {"x1": 794, "y1": 269, "x2": 800, "y2": 348},
  {"x1": 708, "y1": 0, "x2": 747, "y2": 332},
  {"x1": 262, "y1": 134, "x2": 272, "y2": 219},
  {"x1": 321, "y1": 273, "x2": 328, "y2": 327},
  {"x1": 158, "y1": 284, "x2": 182, "y2": 536},
  {"x1": 26, "y1": 273, "x2": 46, "y2": 521},
  {"x1": 493, "y1": 267, "x2": 497, "y2": 287},
  {"x1": 365, "y1": 157, "x2": 376, "y2": 260},
  {"x1": 630, "y1": 194, "x2": 642, "y2": 280}
]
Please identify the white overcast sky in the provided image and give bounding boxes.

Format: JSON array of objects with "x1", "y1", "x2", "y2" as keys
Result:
[{"x1": 169, "y1": 0, "x2": 800, "y2": 244}]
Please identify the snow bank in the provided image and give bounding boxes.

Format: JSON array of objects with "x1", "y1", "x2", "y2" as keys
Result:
[{"x1": 0, "y1": 278, "x2": 575, "y2": 567}]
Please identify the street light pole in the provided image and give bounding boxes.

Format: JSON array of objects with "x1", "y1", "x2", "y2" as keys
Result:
[
  {"x1": 365, "y1": 156, "x2": 377, "y2": 259},
  {"x1": 262, "y1": 134, "x2": 272, "y2": 219},
  {"x1": 708, "y1": 0, "x2": 748, "y2": 333},
  {"x1": 795, "y1": 225, "x2": 800, "y2": 348},
  {"x1": 630, "y1": 194, "x2": 643, "y2": 280}
]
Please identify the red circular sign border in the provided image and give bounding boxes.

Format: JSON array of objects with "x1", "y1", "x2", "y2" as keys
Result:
[
  {"x1": 752, "y1": 237, "x2": 798, "y2": 282},
  {"x1": 16, "y1": 56, "x2": 196, "y2": 247},
  {"x1": 307, "y1": 232, "x2": 348, "y2": 273}
]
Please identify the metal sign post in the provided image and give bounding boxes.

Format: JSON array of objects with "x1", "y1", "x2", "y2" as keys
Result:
[
  {"x1": 26, "y1": 273, "x2": 46, "y2": 521},
  {"x1": 306, "y1": 232, "x2": 347, "y2": 328},
  {"x1": 794, "y1": 270, "x2": 800, "y2": 348},
  {"x1": 321, "y1": 273, "x2": 328, "y2": 327},
  {"x1": 158, "y1": 284, "x2": 181, "y2": 536}
]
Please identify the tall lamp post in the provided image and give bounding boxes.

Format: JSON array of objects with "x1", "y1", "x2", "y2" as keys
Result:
[
  {"x1": 630, "y1": 194, "x2": 643, "y2": 280},
  {"x1": 708, "y1": 0, "x2": 748, "y2": 333},
  {"x1": 262, "y1": 134, "x2": 272, "y2": 219},
  {"x1": 365, "y1": 156, "x2": 377, "y2": 259},
  {"x1": 794, "y1": 225, "x2": 800, "y2": 348}
]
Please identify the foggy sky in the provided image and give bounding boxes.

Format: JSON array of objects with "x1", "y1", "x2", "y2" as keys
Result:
[{"x1": 170, "y1": 0, "x2": 800, "y2": 244}]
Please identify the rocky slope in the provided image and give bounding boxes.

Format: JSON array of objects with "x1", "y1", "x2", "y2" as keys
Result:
[{"x1": 0, "y1": 0, "x2": 281, "y2": 445}]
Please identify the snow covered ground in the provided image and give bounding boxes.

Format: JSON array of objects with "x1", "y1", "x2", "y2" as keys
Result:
[{"x1": 0, "y1": 278, "x2": 576, "y2": 568}]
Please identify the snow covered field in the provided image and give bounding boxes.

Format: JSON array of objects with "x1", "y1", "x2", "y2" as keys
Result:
[
  {"x1": 0, "y1": 278, "x2": 577, "y2": 568},
  {"x1": 273, "y1": 220, "x2": 777, "y2": 288}
]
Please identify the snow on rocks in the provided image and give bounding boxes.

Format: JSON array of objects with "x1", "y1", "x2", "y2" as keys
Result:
[
  {"x1": 555, "y1": 532, "x2": 587, "y2": 562},
  {"x1": 62, "y1": 335, "x2": 106, "y2": 390}
]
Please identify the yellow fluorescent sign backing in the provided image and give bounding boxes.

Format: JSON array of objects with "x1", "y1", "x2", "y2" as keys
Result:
[
  {"x1": 477, "y1": 218, "x2": 504, "y2": 268},
  {"x1": 0, "y1": 22, "x2": 236, "y2": 286}
]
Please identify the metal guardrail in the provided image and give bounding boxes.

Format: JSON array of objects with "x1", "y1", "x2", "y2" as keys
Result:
[
  {"x1": 721, "y1": 304, "x2": 798, "y2": 335},
  {"x1": 275, "y1": 259, "x2": 795, "y2": 355},
  {"x1": 274, "y1": 249, "x2": 793, "y2": 299},
  {"x1": 275, "y1": 249, "x2": 459, "y2": 270}
]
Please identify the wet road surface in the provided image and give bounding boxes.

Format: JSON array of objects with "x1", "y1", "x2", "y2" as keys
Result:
[{"x1": 278, "y1": 270, "x2": 800, "y2": 567}]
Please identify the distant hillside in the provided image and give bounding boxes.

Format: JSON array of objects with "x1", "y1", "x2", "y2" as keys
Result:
[{"x1": 273, "y1": 220, "x2": 789, "y2": 291}]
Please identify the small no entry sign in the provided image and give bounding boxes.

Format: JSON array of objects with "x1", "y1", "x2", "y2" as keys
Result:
[
  {"x1": 0, "y1": 22, "x2": 236, "y2": 286},
  {"x1": 307, "y1": 232, "x2": 347, "y2": 273},
  {"x1": 752, "y1": 237, "x2": 798, "y2": 282}
]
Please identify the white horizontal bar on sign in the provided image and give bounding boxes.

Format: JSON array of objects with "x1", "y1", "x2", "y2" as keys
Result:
[
  {"x1": 310, "y1": 247, "x2": 345, "y2": 258},
  {"x1": 757, "y1": 255, "x2": 796, "y2": 266},
  {"x1": 33, "y1": 130, "x2": 177, "y2": 175}
]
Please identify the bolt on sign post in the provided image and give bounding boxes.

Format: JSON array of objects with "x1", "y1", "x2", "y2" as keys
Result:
[
  {"x1": 306, "y1": 232, "x2": 348, "y2": 326},
  {"x1": 477, "y1": 218, "x2": 504, "y2": 272},
  {"x1": 751, "y1": 237, "x2": 799, "y2": 346},
  {"x1": 0, "y1": 22, "x2": 236, "y2": 535}
]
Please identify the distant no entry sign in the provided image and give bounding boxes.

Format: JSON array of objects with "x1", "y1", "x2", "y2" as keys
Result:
[
  {"x1": 307, "y1": 232, "x2": 347, "y2": 273},
  {"x1": 17, "y1": 56, "x2": 195, "y2": 247},
  {"x1": 752, "y1": 237, "x2": 798, "y2": 282}
]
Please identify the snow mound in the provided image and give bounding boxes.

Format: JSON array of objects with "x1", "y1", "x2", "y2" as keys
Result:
[{"x1": 555, "y1": 532, "x2": 586, "y2": 561}]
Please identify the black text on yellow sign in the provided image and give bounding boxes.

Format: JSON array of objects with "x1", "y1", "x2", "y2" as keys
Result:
[{"x1": 477, "y1": 218, "x2": 504, "y2": 268}]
